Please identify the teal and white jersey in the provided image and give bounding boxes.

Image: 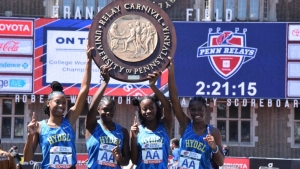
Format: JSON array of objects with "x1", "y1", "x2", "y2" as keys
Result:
[
  {"x1": 178, "y1": 123, "x2": 213, "y2": 169},
  {"x1": 39, "y1": 117, "x2": 77, "y2": 169},
  {"x1": 136, "y1": 122, "x2": 170, "y2": 169},
  {"x1": 86, "y1": 120, "x2": 124, "y2": 169}
]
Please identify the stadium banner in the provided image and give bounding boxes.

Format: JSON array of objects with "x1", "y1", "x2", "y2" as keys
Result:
[
  {"x1": 0, "y1": 57, "x2": 32, "y2": 74},
  {"x1": 224, "y1": 157, "x2": 249, "y2": 169},
  {"x1": 0, "y1": 18, "x2": 35, "y2": 94},
  {"x1": 0, "y1": 38, "x2": 33, "y2": 55},
  {"x1": 0, "y1": 75, "x2": 32, "y2": 93},
  {"x1": 34, "y1": 19, "x2": 299, "y2": 98},
  {"x1": 34, "y1": 18, "x2": 167, "y2": 96},
  {"x1": 0, "y1": 19, "x2": 34, "y2": 37}
]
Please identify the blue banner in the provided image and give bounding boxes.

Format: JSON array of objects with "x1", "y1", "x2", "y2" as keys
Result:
[{"x1": 173, "y1": 22, "x2": 286, "y2": 98}]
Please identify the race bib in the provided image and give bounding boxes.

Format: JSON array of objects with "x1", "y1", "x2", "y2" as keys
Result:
[
  {"x1": 141, "y1": 142, "x2": 163, "y2": 164},
  {"x1": 49, "y1": 146, "x2": 72, "y2": 168},
  {"x1": 178, "y1": 150, "x2": 201, "y2": 169},
  {"x1": 97, "y1": 144, "x2": 117, "y2": 167}
]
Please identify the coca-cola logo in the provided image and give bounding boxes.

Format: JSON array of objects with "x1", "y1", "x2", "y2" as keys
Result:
[
  {"x1": 292, "y1": 29, "x2": 300, "y2": 36},
  {"x1": 0, "y1": 41, "x2": 19, "y2": 52}
]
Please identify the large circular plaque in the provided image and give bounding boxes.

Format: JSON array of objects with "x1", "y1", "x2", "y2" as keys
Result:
[{"x1": 88, "y1": 0, "x2": 177, "y2": 82}]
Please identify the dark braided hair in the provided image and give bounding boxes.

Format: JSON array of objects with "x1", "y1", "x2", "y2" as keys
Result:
[
  {"x1": 132, "y1": 95, "x2": 162, "y2": 126},
  {"x1": 98, "y1": 96, "x2": 116, "y2": 109},
  {"x1": 42, "y1": 81, "x2": 65, "y2": 116},
  {"x1": 188, "y1": 96, "x2": 207, "y2": 109}
]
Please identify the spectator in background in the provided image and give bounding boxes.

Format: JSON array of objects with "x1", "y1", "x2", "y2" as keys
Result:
[
  {"x1": 0, "y1": 138, "x2": 16, "y2": 169},
  {"x1": 9, "y1": 146, "x2": 21, "y2": 165},
  {"x1": 223, "y1": 145, "x2": 229, "y2": 157},
  {"x1": 168, "y1": 138, "x2": 180, "y2": 168}
]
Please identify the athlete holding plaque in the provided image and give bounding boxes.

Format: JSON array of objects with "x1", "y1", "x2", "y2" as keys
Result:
[
  {"x1": 23, "y1": 45, "x2": 94, "y2": 169},
  {"x1": 168, "y1": 57, "x2": 224, "y2": 169},
  {"x1": 85, "y1": 65, "x2": 130, "y2": 169},
  {"x1": 130, "y1": 71, "x2": 174, "y2": 168}
]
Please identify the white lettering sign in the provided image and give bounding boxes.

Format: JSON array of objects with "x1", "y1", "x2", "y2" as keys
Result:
[
  {"x1": 46, "y1": 30, "x2": 148, "y2": 85},
  {"x1": 0, "y1": 57, "x2": 32, "y2": 73}
]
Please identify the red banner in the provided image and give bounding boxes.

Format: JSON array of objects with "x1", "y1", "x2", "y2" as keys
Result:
[
  {"x1": 0, "y1": 19, "x2": 33, "y2": 37},
  {"x1": 224, "y1": 157, "x2": 250, "y2": 169}
]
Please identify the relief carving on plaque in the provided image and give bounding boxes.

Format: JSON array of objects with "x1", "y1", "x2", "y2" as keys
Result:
[{"x1": 107, "y1": 15, "x2": 158, "y2": 62}]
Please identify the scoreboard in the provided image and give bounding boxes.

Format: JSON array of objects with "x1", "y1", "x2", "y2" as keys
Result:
[
  {"x1": 174, "y1": 22, "x2": 300, "y2": 99},
  {"x1": 1, "y1": 18, "x2": 299, "y2": 98}
]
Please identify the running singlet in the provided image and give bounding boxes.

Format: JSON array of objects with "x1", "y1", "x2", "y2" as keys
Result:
[
  {"x1": 39, "y1": 118, "x2": 77, "y2": 169},
  {"x1": 86, "y1": 120, "x2": 124, "y2": 169},
  {"x1": 178, "y1": 123, "x2": 213, "y2": 169},
  {"x1": 136, "y1": 122, "x2": 170, "y2": 169}
]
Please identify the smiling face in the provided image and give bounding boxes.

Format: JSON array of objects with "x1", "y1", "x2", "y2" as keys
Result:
[
  {"x1": 189, "y1": 100, "x2": 206, "y2": 123},
  {"x1": 98, "y1": 100, "x2": 116, "y2": 122},
  {"x1": 47, "y1": 94, "x2": 66, "y2": 117},
  {"x1": 140, "y1": 99, "x2": 157, "y2": 121}
]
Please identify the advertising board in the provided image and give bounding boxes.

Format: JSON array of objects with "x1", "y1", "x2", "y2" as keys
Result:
[
  {"x1": 0, "y1": 19, "x2": 34, "y2": 37},
  {"x1": 0, "y1": 57, "x2": 32, "y2": 73},
  {"x1": 34, "y1": 18, "x2": 167, "y2": 96}
]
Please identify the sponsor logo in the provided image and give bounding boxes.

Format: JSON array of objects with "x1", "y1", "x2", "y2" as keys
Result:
[
  {"x1": 0, "y1": 38, "x2": 33, "y2": 55},
  {"x1": 0, "y1": 40, "x2": 19, "y2": 52},
  {"x1": 197, "y1": 27, "x2": 257, "y2": 79},
  {"x1": 0, "y1": 19, "x2": 33, "y2": 37},
  {"x1": 0, "y1": 57, "x2": 32, "y2": 74},
  {"x1": 0, "y1": 75, "x2": 32, "y2": 93},
  {"x1": 292, "y1": 29, "x2": 300, "y2": 36}
]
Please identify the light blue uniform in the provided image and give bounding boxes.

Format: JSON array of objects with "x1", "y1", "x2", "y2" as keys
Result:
[
  {"x1": 39, "y1": 117, "x2": 77, "y2": 169},
  {"x1": 178, "y1": 123, "x2": 213, "y2": 169},
  {"x1": 86, "y1": 120, "x2": 124, "y2": 169},
  {"x1": 136, "y1": 122, "x2": 170, "y2": 169}
]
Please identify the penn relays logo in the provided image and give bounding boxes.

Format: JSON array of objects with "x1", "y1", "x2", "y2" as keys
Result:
[{"x1": 197, "y1": 27, "x2": 257, "y2": 79}]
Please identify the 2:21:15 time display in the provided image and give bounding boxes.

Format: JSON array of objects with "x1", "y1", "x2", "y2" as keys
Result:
[{"x1": 195, "y1": 81, "x2": 257, "y2": 96}]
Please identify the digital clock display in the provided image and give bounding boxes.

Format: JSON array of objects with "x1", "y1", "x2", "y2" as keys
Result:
[{"x1": 196, "y1": 81, "x2": 257, "y2": 97}]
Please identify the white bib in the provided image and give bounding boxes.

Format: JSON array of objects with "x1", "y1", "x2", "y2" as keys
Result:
[
  {"x1": 178, "y1": 150, "x2": 201, "y2": 169},
  {"x1": 141, "y1": 142, "x2": 163, "y2": 164},
  {"x1": 49, "y1": 146, "x2": 72, "y2": 168},
  {"x1": 97, "y1": 144, "x2": 117, "y2": 167}
]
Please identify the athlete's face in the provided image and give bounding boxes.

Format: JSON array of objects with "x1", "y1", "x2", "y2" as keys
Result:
[
  {"x1": 140, "y1": 99, "x2": 157, "y2": 121},
  {"x1": 98, "y1": 101, "x2": 115, "y2": 122},
  {"x1": 189, "y1": 101, "x2": 206, "y2": 123},
  {"x1": 170, "y1": 142, "x2": 175, "y2": 150},
  {"x1": 47, "y1": 94, "x2": 66, "y2": 117}
]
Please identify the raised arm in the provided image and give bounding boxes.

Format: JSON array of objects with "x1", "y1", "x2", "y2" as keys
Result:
[
  {"x1": 148, "y1": 71, "x2": 174, "y2": 138},
  {"x1": 23, "y1": 112, "x2": 39, "y2": 162},
  {"x1": 204, "y1": 127, "x2": 224, "y2": 166},
  {"x1": 130, "y1": 116, "x2": 139, "y2": 165},
  {"x1": 85, "y1": 65, "x2": 111, "y2": 139},
  {"x1": 168, "y1": 57, "x2": 190, "y2": 135},
  {"x1": 66, "y1": 45, "x2": 93, "y2": 125}
]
